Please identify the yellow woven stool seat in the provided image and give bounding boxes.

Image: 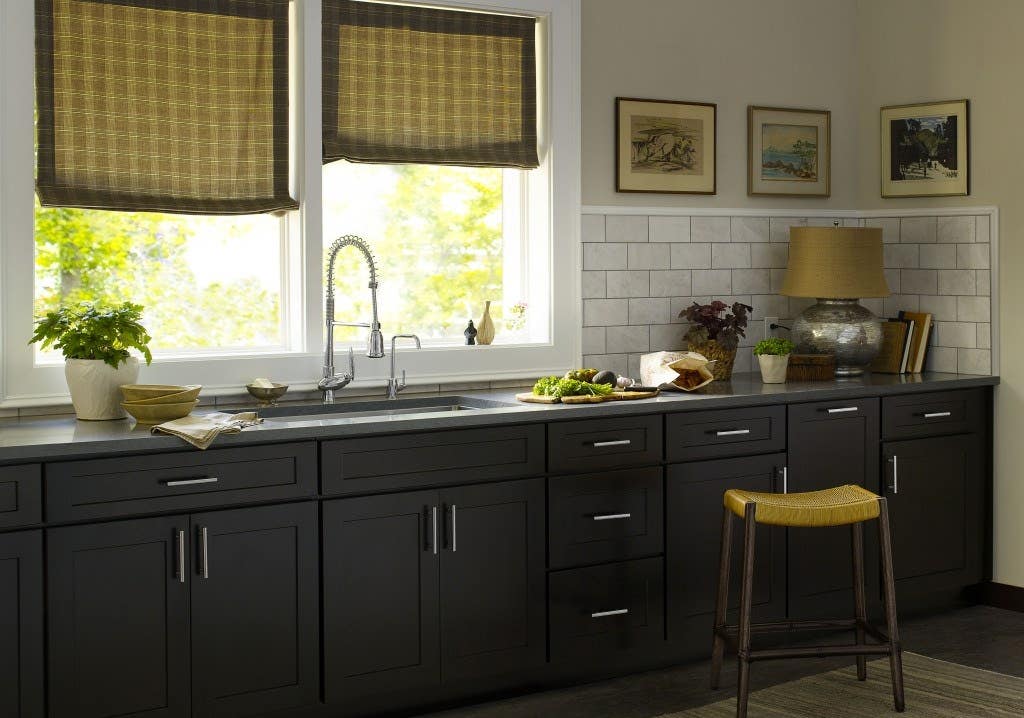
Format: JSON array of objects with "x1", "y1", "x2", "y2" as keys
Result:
[{"x1": 724, "y1": 484, "x2": 881, "y2": 527}]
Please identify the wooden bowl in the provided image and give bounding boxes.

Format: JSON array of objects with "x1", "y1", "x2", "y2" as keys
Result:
[
  {"x1": 122, "y1": 400, "x2": 198, "y2": 425},
  {"x1": 120, "y1": 384, "x2": 189, "y2": 402},
  {"x1": 122, "y1": 385, "x2": 202, "y2": 405}
]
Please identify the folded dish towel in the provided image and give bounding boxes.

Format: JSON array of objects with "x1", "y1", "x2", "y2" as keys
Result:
[{"x1": 151, "y1": 411, "x2": 263, "y2": 450}]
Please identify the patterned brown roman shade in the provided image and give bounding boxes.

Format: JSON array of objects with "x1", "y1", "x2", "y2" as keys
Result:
[
  {"x1": 322, "y1": 0, "x2": 539, "y2": 169},
  {"x1": 35, "y1": 0, "x2": 297, "y2": 215}
]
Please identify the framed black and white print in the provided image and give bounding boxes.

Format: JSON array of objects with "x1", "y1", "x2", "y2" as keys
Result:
[{"x1": 881, "y1": 99, "x2": 969, "y2": 198}]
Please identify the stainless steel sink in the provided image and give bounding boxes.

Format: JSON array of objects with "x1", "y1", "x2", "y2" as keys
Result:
[{"x1": 249, "y1": 395, "x2": 515, "y2": 423}]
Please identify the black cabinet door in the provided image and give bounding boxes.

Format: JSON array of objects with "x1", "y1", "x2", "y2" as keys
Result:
[
  {"x1": 439, "y1": 478, "x2": 546, "y2": 682},
  {"x1": 667, "y1": 454, "x2": 787, "y2": 651},
  {"x1": 190, "y1": 503, "x2": 319, "y2": 718},
  {"x1": 787, "y1": 399, "x2": 880, "y2": 618},
  {"x1": 48, "y1": 516, "x2": 190, "y2": 718},
  {"x1": 322, "y1": 491, "x2": 441, "y2": 707},
  {"x1": 883, "y1": 434, "x2": 984, "y2": 597},
  {"x1": 0, "y1": 531, "x2": 43, "y2": 718}
]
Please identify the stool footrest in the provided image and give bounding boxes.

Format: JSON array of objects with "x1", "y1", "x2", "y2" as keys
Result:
[{"x1": 747, "y1": 644, "x2": 896, "y2": 662}]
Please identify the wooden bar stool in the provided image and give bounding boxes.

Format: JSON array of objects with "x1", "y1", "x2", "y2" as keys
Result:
[{"x1": 710, "y1": 484, "x2": 905, "y2": 717}]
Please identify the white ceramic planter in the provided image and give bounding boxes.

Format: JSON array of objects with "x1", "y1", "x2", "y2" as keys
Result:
[
  {"x1": 64, "y1": 357, "x2": 140, "y2": 420},
  {"x1": 757, "y1": 353, "x2": 790, "y2": 384}
]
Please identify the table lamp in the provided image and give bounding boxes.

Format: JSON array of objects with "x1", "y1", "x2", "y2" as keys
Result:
[{"x1": 781, "y1": 226, "x2": 891, "y2": 376}]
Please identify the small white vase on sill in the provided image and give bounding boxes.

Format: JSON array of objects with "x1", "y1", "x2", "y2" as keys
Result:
[
  {"x1": 757, "y1": 353, "x2": 790, "y2": 384},
  {"x1": 65, "y1": 357, "x2": 140, "y2": 420}
]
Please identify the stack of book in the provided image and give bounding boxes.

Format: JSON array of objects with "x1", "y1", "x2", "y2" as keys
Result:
[{"x1": 869, "y1": 311, "x2": 933, "y2": 374}]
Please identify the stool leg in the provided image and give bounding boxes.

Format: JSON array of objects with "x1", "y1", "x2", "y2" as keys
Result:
[
  {"x1": 877, "y1": 498, "x2": 905, "y2": 712},
  {"x1": 710, "y1": 506, "x2": 734, "y2": 690},
  {"x1": 736, "y1": 504, "x2": 757, "y2": 718},
  {"x1": 851, "y1": 521, "x2": 868, "y2": 681}
]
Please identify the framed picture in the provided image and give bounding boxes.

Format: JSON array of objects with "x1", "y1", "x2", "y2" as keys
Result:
[
  {"x1": 881, "y1": 99, "x2": 969, "y2": 198},
  {"x1": 747, "y1": 106, "x2": 830, "y2": 197},
  {"x1": 616, "y1": 97, "x2": 716, "y2": 194}
]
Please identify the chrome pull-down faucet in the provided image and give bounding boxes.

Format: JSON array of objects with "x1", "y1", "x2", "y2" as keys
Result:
[
  {"x1": 386, "y1": 334, "x2": 422, "y2": 399},
  {"x1": 319, "y1": 235, "x2": 385, "y2": 403}
]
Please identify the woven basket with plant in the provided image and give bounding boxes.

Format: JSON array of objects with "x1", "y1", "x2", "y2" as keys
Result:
[{"x1": 680, "y1": 300, "x2": 753, "y2": 381}]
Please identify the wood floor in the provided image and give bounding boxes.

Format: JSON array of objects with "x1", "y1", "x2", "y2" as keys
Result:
[{"x1": 422, "y1": 606, "x2": 1024, "y2": 718}]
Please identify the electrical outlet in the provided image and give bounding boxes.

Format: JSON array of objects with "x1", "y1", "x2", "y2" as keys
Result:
[{"x1": 764, "y1": 316, "x2": 779, "y2": 337}]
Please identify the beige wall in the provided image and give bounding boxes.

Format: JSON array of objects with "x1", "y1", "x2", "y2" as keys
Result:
[
  {"x1": 856, "y1": 0, "x2": 1022, "y2": 588},
  {"x1": 582, "y1": 0, "x2": 1022, "y2": 588},
  {"x1": 581, "y1": 0, "x2": 860, "y2": 208}
]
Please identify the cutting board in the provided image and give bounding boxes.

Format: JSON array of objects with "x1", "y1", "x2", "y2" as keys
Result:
[{"x1": 516, "y1": 389, "x2": 659, "y2": 404}]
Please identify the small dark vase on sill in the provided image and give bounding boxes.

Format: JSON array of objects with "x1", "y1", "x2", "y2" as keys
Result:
[{"x1": 464, "y1": 320, "x2": 477, "y2": 345}]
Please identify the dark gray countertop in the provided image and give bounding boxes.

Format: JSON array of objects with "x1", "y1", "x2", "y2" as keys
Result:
[{"x1": 0, "y1": 372, "x2": 999, "y2": 464}]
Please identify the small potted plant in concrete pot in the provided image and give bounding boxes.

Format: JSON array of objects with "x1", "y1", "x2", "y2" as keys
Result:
[
  {"x1": 680, "y1": 300, "x2": 753, "y2": 381},
  {"x1": 29, "y1": 303, "x2": 153, "y2": 420},
  {"x1": 754, "y1": 337, "x2": 796, "y2": 384}
]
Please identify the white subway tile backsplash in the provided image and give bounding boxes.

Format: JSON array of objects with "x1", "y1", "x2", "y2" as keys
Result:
[
  {"x1": 581, "y1": 326, "x2": 606, "y2": 355},
  {"x1": 862, "y1": 297, "x2": 885, "y2": 316},
  {"x1": 957, "y1": 348, "x2": 991, "y2": 375},
  {"x1": 627, "y1": 243, "x2": 670, "y2": 269},
  {"x1": 583, "y1": 298, "x2": 628, "y2": 326},
  {"x1": 606, "y1": 270, "x2": 650, "y2": 298},
  {"x1": 581, "y1": 214, "x2": 605, "y2": 243},
  {"x1": 649, "y1": 216, "x2": 690, "y2": 243},
  {"x1": 712, "y1": 243, "x2": 751, "y2": 269},
  {"x1": 731, "y1": 217, "x2": 769, "y2": 243},
  {"x1": 883, "y1": 268, "x2": 901, "y2": 294},
  {"x1": 751, "y1": 243, "x2": 788, "y2": 268},
  {"x1": 958, "y1": 296, "x2": 990, "y2": 322},
  {"x1": 732, "y1": 268, "x2": 770, "y2": 294},
  {"x1": 976, "y1": 215, "x2": 990, "y2": 243},
  {"x1": 884, "y1": 294, "x2": 920, "y2": 316},
  {"x1": 770, "y1": 268, "x2": 787, "y2": 293},
  {"x1": 884, "y1": 244, "x2": 919, "y2": 268},
  {"x1": 671, "y1": 243, "x2": 711, "y2": 269},
  {"x1": 956, "y1": 243, "x2": 990, "y2": 269},
  {"x1": 934, "y1": 321, "x2": 977, "y2": 348},
  {"x1": 977, "y1": 270, "x2": 991, "y2": 295},
  {"x1": 978, "y1": 323, "x2": 992, "y2": 349},
  {"x1": 650, "y1": 270, "x2": 692, "y2": 297},
  {"x1": 582, "y1": 270, "x2": 606, "y2": 299},
  {"x1": 900, "y1": 269, "x2": 938, "y2": 295},
  {"x1": 769, "y1": 217, "x2": 806, "y2": 243},
  {"x1": 919, "y1": 244, "x2": 956, "y2": 269},
  {"x1": 926, "y1": 346, "x2": 958, "y2": 373},
  {"x1": 691, "y1": 216, "x2": 731, "y2": 243},
  {"x1": 692, "y1": 269, "x2": 733, "y2": 295},
  {"x1": 938, "y1": 215, "x2": 975, "y2": 244},
  {"x1": 584, "y1": 243, "x2": 626, "y2": 270},
  {"x1": 900, "y1": 216, "x2": 937, "y2": 243},
  {"x1": 938, "y1": 269, "x2": 976, "y2": 296},
  {"x1": 606, "y1": 325, "x2": 650, "y2": 353},
  {"x1": 866, "y1": 217, "x2": 900, "y2": 244},
  {"x1": 919, "y1": 294, "x2": 958, "y2": 321},
  {"x1": 650, "y1": 323, "x2": 684, "y2": 351},
  {"x1": 606, "y1": 215, "x2": 649, "y2": 242},
  {"x1": 628, "y1": 297, "x2": 671, "y2": 325},
  {"x1": 752, "y1": 294, "x2": 790, "y2": 321},
  {"x1": 582, "y1": 354, "x2": 628, "y2": 377}
]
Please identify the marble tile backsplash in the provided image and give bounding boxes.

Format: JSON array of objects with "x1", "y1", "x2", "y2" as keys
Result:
[{"x1": 581, "y1": 213, "x2": 994, "y2": 379}]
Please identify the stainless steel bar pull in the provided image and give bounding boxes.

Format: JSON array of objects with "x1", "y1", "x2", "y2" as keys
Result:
[
  {"x1": 451, "y1": 505, "x2": 457, "y2": 553},
  {"x1": 783, "y1": 466, "x2": 788, "y2": 494},
  {"x1": 431, "y1": 506, "x2": 438, "y2": 556},
  {"x1": 161, "y1": 475, "x2": 218, "y2": 487},
  {"x1": 198, "y1": 526, "x2": 209, "y2": 579},
  {"x1": 923, "y1": 411, "x2": 952, "y2": 418},
  {"x1": 592, "y1": 439, "x2": 631, "y2": 448},
  {"x1": 827, "y1": 407, "x2": 858, "y2": 414},
  {"x1": 176, "y1": 530, "x2": 186, "y2": 584},
  {"x1": 889, "y1": 456, "x2": 899, "y2": 495},
  {"x1": 715, "y1": 429, "x2": 750, "y2": 437},
  {"x1": 591, "y1": 609, "x2": 629, "y2": 618},
  {"x1": 593, "y1": 513, "x2": 631, "y2": 521}
]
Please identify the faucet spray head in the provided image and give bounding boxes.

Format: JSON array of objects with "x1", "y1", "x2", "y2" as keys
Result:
[{"x1": 367, "y1": 324, "x2": 385, "y2": 358}]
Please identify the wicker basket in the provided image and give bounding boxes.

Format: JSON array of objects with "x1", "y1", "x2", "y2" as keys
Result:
[{"x1": 687, "y1": 340, "x2": 737, "y2": 381}]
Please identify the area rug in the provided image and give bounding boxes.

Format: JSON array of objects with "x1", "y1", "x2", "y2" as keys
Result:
[{"x1": 660, "y1": 653, "x2": 1024, "y2": 717}]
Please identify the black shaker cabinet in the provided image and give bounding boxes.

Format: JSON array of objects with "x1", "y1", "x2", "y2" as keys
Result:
[{"x1": 0, "y1": 530, "x2": 44, "y2": 718}]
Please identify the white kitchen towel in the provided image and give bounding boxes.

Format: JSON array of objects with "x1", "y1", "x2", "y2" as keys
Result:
[{"x1": 151, "y1": 411, "x2": 262, "y2": 450}]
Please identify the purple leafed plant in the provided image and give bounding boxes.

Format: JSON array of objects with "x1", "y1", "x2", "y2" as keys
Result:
[{"x1": 680, "y1": 300, "x2": 753, "y2": 351}]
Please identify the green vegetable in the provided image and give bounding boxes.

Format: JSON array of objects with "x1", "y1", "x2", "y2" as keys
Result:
[
  {"x1": 532, "y1": 376, "x2": 614, "y2": 398},
  {"x1": 563, "y1": 368, "x2": 598, "y2": 382},
  {"x1": 29, "y1": 302, "x2": 153, "y2": 369},
  {"x1": 753, "y1": 337, "x2": 796, "y2": 356}
]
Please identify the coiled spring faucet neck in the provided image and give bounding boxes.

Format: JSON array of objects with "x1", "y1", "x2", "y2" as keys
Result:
[{"x1": 324, "y1": 235, "x2": 384, "y2": 359}]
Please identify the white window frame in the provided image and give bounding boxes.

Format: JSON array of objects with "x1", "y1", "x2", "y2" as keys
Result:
[{"x1": 0, "y1": 0, "x2": 581, "y2": 407}]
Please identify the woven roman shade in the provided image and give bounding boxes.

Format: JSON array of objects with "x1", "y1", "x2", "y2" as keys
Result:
[
  {"x1": 322, "y1": 0, "x2": 539, "y2": 168},
  {"x1": 35, "y1": 0, "x2": 297, "y2": 215}
]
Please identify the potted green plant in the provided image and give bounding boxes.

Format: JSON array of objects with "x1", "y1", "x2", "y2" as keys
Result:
[
  {"x1": 29, "y1": 303, "x2": 153, "y2": 420},
  {"x1": 680, "y1": 300, "x2": 753, "y2": 380},
  {"x1": 753, "y1": 337, "x2": 796, "y2": 384}
]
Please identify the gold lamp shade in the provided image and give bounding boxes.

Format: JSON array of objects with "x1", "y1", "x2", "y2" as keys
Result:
[{"x1": 781, "y1": 227, "x2": 890, "y2": 298}]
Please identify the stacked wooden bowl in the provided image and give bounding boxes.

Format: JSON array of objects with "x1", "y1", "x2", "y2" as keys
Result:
[{"x1": 120, "y1": 384, "x2": 202, "y2": 424}]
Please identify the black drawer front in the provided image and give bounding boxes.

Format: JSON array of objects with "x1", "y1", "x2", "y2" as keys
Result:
[
  {"x1": 548, "y1": 467, "x2": 664, "y2": 569},
  {"x1": 549, "y1": 557, "x2": 664, "y2": 662},
  {"x1": 0, "y1": 464, "x2": 42, "y2": 529},
  {"x1": 882, "y1": 389, "x2": 985, "y2": 440},
  {"x1": 321, "y1": 425, "x2": 544, "y2": 495},
  {"x1": 46, "y1": 442, "x2": 317, "y2": 521},
  {"x1": 666, "y1": 405, "x2": 785, "y2": 462},
  {"x1": 547, "y1": 415, "x2": 662, "y2": 474}
]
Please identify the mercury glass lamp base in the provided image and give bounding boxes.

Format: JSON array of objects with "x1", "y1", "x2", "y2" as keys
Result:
[{"x1": 791, "y1": 298, "x2": 883, "y2": 377}]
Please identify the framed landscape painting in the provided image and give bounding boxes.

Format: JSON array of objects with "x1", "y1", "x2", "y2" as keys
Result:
[
  {"x1": 881, "y1": 99, "x2": 969, "y2": 198},
  {"x1": 748, "y1": 106, "x2": 830, "y2": 197},
  {"x1": 616, "y1": 97, "x2": 716, "y2": 194}
]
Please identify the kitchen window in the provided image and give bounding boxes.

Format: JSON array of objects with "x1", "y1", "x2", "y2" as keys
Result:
[{"x1": 0, "y1": 0, "x2": 580, "y2": 405}]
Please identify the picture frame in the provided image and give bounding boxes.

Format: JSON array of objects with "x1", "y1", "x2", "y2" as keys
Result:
[
  {"x1": 747, "y1": 106, "x2": 830, "y2": 197},
  {"x1": 881, "y1": 99, "x2": 969, "y2": 198},
  {"x1": 616, "y1": 97, "x2": 716, "y2": 194}
]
